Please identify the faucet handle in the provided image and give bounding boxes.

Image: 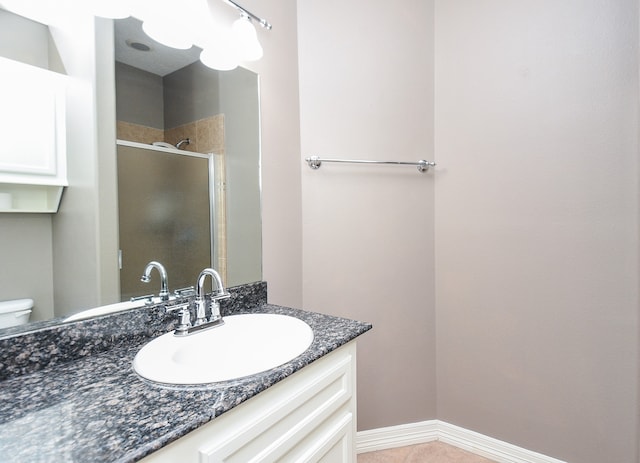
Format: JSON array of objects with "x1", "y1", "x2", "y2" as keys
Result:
[
  {"x1": 208, "y1": 299, "x2": 222, "y2": 323},
  {"x1": 174, "y1": 286, "x2": 196, "y2": 297},
  {"x1": 211, "y1": 291, "x2": 231, "y2": 301},
  {"x1": 165, "y1": 301, "x2": 192, "y2": 336},
  {"x1": 165, "y1": 301, "x2": 190, "y2": 313},
  {"x1": 208, "y1": 292, "x2": 230, "y2": 321},
  {"x1": 130, "y1": 294, "x2": 155, "y2": 305},
  {"x1": 174, "y1": 307, "x2": 192, "y2": 336}
]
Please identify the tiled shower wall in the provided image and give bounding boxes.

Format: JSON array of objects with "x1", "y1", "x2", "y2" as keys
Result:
[
  {"x1": 116, "y1": 114, "x2": 225, "y2": 154},
  {"x1": 116, "y1": 121, "x2": 163, "y2": 145},
  {"x1": 164, "y1": 115, "x2": 225, "y2": 155}
]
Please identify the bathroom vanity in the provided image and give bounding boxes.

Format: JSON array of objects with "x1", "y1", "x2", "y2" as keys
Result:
[
  {"x1": 143, "y1": 342, "x2": 356, "y2": 462},
  {"x1": 0, "y1": 282, "x2": 371, "y2": 462}
]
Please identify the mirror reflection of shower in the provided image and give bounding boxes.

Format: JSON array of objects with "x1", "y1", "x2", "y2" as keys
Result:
[
  {"x1": 114, "y1": 42, "x2": 262, "y2": 295},
  {"x1": 0, "y1": 11, "x2": 263, "y2": 330},
  {"x1": 116, "y1": 141, "x2": 216, "y2": 301}
]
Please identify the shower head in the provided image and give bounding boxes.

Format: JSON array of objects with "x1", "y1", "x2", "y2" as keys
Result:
[{"x1": 176, "y1": 138, "x2": 191, "y2": 149}]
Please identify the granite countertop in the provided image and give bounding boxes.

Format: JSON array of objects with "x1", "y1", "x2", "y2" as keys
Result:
[{"x1": 0, "y1": 299, "x2": 371, "y2": 462}]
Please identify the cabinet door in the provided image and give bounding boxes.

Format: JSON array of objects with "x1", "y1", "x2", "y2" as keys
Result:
[
  {"x1": 0, "y1": 57, "x2": 67, "y2": 212},
  {"x1": 284, "y1": 411, "x2": 354, "y2": 463},
  {"x1": 316, "y1": 416, "x2": 353, "y2": 463},
  {"x1": 200, "y1": 345, "x2": 355, "y2": 462},
  {"x1": 0, "y1": 57, "x2": 66, "y2": 180}
]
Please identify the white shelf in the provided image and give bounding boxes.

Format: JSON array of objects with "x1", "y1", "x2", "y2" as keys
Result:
[{"x1": 0, "y1": 183, "x2": 66, "y2": 213}]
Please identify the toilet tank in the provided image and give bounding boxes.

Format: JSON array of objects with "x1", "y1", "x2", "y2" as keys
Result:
[{"x1": 0, "y1": 298, "x2": 33, "y2": 329}]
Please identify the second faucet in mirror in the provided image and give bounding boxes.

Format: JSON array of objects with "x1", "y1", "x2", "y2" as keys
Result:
[{"x1": 141, "y1": 261, "x2": 170, "y2": 301}]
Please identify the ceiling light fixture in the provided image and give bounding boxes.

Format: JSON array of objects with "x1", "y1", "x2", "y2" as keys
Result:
[
  {"x1": 199, "y1": 1, "x2": 271, "y2": 70},
  {"x1": 91, "y1": 0, "x2": 272, "y2": 70},
  {"x1": 141, "y1": 19, "x2": 193, "y2": 50},
  {"x1": 222, "y1": 0, "x2": 272, "y2": 31},
  {"x1": 200, "y1": 34, "x2": 239, "y2": 71},
  {"x1": 232, "y1": 13, "x2": 263, "y2": 61}
]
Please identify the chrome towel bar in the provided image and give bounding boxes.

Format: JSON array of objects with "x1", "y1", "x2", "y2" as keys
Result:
[{"x1": 304, "y1": 156, "x2": 436, "y2": 173}]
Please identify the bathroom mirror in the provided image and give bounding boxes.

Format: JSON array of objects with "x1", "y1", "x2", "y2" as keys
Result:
[{"x1": 0, "y1": 10, "x2": 262, "y2": 334}]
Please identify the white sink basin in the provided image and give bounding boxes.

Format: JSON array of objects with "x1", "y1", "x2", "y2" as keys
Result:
[
  {"x1": 133, "y1": 313, "x2": 314, "y2": 385},
  {"x1": 64, "y1": 299, "x2": 149, "y2": 322}
]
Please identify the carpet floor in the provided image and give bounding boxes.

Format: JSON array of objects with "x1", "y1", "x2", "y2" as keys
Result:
[{"x1": 357, "y1": 441, "x2": 497, "y2": 463}]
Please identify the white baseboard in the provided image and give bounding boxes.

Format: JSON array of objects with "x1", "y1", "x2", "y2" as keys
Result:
[
  {"x1": 356, "y1": 420, "x2": 567, "y2": 463},
  {"x1": 356, "y1": 421, "x2": 439, "y2": 453}
]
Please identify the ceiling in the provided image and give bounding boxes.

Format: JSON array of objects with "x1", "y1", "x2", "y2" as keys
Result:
[{"x1": 114, "y1": 17, "x2": 202, "y2": 76}]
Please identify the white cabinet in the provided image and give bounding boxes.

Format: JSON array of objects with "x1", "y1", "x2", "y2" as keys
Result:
[
  {"x1": 142, "y1": 341, "x2": 358, "y2": 463},
  {"x1": 0, "y1": 56, "x2": 67, "y2": 213}
]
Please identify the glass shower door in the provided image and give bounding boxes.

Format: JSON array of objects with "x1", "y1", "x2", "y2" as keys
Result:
[{"x1": 116, "y1": 142, "x2": 214, "y2": 301}]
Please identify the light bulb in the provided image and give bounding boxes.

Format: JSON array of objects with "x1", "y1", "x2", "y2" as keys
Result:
[
  {"x1": 200, "y1": 46, "x2": 238, "y2": 71},
  {"x1": 232, "y1": 15, "x2": 263, "y2": 61},
  {"x1": 142, "y1": 19, "x2": 193, "y2": 50}
]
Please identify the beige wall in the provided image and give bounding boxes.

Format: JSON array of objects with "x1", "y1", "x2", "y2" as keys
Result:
[
  {"x1": 0, "y1": 214, "x2": 54, "y2": 321},
  {"x1": 0, "y1": 9, "x2": 49, "y2": 67},
  {"x1": 115, "y1": 61, "x2": 164, "y2": 129},
  {"x1": 297, "y1": 0, "x2": 639, "y2": 461},
  {"x1": 434, "y1": 1, "x2": 639, "y2": 462},
  {"x1": 243, "y1": 0, "x2": 304, "y2": 308},
  {"x1": 297, "y1": 0, "x2": 437, "y2": 429},
  {"x1": 218, "y1": 70, "x2": 262, "y2": 287},
  {"x1": 95, "y1": 17, "x2": 121, "y2": 312},
  {"x1": 51, "y1": 15, "x2": 120, "y2": 316}
]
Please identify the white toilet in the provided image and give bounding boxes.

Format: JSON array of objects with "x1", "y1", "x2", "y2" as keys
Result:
[{"x1": 0, "y1": 298, "x2": 33, "y2": 329}]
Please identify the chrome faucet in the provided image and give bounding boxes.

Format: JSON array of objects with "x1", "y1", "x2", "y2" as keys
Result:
[
  {"x1": 194, "y1": 268, "x2": 230, "y2": 325},
  {"x1": 165, "y1": 267, "x2": 231, "y2": 336},
  {"x1": 141, "y1": 261, "x2": 170, "y2": 301}
]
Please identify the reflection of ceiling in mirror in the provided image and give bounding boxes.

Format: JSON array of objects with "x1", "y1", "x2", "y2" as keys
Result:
[{"x1": 114, "y1": 17, "x2": 201, "y2": 76}]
